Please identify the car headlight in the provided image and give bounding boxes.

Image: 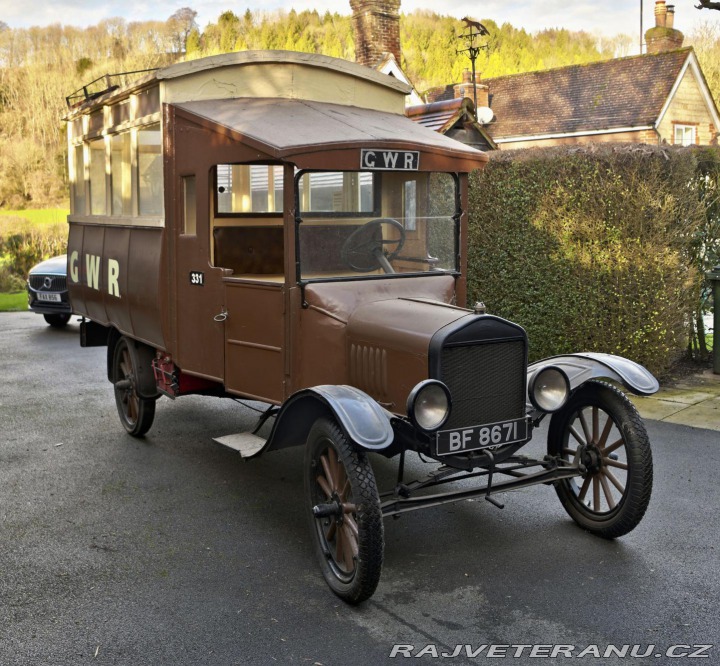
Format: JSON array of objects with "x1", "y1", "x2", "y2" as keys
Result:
[
  {"x1": 406, "y1": 380, "x2": 451, "y2": 432},
  {"x1": 529, "y1": 366, "x2": 570, "y2": 412}
]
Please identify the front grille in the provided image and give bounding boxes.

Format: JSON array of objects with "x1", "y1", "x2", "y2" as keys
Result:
[
  {"x1": 30, "y1": 275, "x2": 67, "y2": 291},
  {"x1": 440, "y1": 340, "x2": 526, "y2": 430}
]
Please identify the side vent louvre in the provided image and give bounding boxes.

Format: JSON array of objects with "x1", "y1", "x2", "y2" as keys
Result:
[{"x1": 349, "y1": 344, "x2": 388, "y2": 399}]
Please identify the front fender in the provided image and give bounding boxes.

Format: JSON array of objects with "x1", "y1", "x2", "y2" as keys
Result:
[
  {"x1": 262, "y1": 385, "x2": 395, "y2": 454},
  {"x1": 527, "y1": 352, "x2": 659, "y2": 397}
]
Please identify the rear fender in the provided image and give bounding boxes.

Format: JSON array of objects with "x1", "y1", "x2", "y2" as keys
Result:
[
  {"x1": 107, "y1": 331, "x2": 159, "y2": 400},
  {"x1": 527, "y1": 353, "x2": 659, "y2": 398},
  {"x1": 263, "y1": 385, "x2": 394, "y2": 454}
]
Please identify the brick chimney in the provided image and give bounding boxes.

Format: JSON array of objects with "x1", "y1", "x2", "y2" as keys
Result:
[
  {"x1": 351, "y1": 0, "x2": 402, "y2": 67},
  {"x1": 646, "y1": 0, "x2": 684, "y2": 53},
  {"x1": 453, "y1": 70, "x2": 489, "y2": 108}
]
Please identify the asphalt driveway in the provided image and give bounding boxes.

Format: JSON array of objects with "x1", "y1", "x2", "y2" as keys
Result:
[{"x1": 1, "y1": 312, "x2": 718, "y2": 665}]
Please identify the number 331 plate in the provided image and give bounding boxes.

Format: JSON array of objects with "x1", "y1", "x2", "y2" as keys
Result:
[{"x1": 436, "y1": 418, "x2": 528, "y2": 456}]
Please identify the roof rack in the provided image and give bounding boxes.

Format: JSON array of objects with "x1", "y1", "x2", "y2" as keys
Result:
[{"x1": 65, "y1": 68, "x2": 159, "y2": 109}]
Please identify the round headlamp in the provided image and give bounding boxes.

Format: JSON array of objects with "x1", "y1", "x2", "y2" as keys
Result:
[
  {"x1": 529, "y1": 366, "x2": 570, "y2": 413},
  {"x1": 406, "y1": 380, "x2": 452, "y2": 432}
]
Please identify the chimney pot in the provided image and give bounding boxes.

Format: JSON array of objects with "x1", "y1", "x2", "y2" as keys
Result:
[
  {"x1": 666, "y1": 5, "x2": 675, "y2": 29},
  {"x1": 654, "y1": 0, "x2": 667, "y2": 28}
]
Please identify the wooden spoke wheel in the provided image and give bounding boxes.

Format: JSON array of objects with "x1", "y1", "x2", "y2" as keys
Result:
[
  {"x1": 112, "y1": 337, "x2": 156, "y2": 437},
  {"x1": 548, "y1": 381, "x2": 653, "y2": 539},
  {"x1": 305, "y1": 418, "x2": 384, "y2": 604}
]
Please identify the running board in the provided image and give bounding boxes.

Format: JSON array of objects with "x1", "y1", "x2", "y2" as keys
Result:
[{"x1": 213, "y1": 432, "x2": 267, "y2": 458}]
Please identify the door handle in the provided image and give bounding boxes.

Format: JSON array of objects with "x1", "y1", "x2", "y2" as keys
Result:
[{"x1": 214, "y1": 308, "x2": 228, "y2": 322}]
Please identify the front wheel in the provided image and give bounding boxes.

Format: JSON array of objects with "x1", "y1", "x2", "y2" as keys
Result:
[
  {"x1": 112, "y1": 337, "x2": 156, "y2": 437},
  {"x1": 548, "y1": 381, "x2": 652, "y2": 539},
  {"x1": 305, "y1": 418, "x2": 384, "y2": 604}
]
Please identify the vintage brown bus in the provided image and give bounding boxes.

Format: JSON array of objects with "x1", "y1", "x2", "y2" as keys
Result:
[{"x1": 65, "y1": 50, "x2": 658, "y2": 603}]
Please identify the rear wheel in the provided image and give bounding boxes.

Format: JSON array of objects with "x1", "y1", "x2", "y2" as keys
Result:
[
  {"x1": 43, "y1": 313, "x2": 70, "y2": 328},
  {"x1": 548, "y1": 381, "x2": 652, "y2": 539},
  {"x1": 112, "y1": 337, "x2": 156, "y2": 437},
  {"x1": 305, "y1": 418, "x2": 384, "y2": 604}
]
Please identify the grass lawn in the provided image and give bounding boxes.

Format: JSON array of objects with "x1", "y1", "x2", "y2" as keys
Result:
[
  {"x1": 0, "y1": 292, "x2": 27, "y2": 312},
  {"x1": 0, "y1": 208, "x2": 69, "y2": 226}
]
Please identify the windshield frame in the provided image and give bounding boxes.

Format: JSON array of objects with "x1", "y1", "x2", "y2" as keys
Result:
[{"x1": 293, "y1": 169, "x2": 461, "y2": 286}]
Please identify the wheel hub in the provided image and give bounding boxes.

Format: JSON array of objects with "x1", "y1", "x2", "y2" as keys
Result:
[{"x1": 580, "y1": 445, "x2": 602, "y2": 475}]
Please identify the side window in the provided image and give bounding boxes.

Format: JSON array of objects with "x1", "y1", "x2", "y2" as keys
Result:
[
  {"x1": 182, "y1": 176, "x2": 197, "y2": 236},
  {"x1": 138, "y1": 124, "x2": 163, "y2": 216},
  {"x1": 111, "y1": 133, "x2": 132, "y2": 216},
  {"x1": 89, "y1": 138, "x2": 106, "y2": 215},
  {"x1": 216, "y1": 164, "x2": 284, "y2": 214},
  {"x1": 72, "y1": 144, "x2": 86, "y2": 215}
]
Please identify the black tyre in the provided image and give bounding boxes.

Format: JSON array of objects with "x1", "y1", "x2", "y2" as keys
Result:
[
  {"x1": 112, "y1": 337, "x2": 156, "y2": 437},
  {"x1": 305, "y1": 418, "x2": 384, "y2": 604},
  {"x1": 548, "y1": 381, "x2": 652, "y2": 539},
  {"x1": 44, "y1": 313, "x2": 71, "y2": 328}
]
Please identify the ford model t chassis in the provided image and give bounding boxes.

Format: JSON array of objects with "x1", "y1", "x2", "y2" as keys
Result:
[{"x1": 66, "y1": 52, "x2": 657, "y2": 603}]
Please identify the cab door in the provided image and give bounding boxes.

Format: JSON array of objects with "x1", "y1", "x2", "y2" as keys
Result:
[
  {"x1": 173, "y1": 173, "x2": 226, "y2": 381},
  {"x1": 223, "y1": 279, "x2": 285, "y2": 402}
]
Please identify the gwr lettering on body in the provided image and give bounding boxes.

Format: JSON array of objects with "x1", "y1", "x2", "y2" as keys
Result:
[{"x1": 69, "y1": 251, "x2": 121, "y2": 298}]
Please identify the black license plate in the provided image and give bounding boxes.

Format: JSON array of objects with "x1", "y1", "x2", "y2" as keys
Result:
[{"x1": 436, "y1": 418, "x2": 528, "y2": 456}]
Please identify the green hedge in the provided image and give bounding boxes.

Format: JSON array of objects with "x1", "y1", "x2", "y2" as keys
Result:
[
  {"x1": 0, "y1": 217, "x2": 67, "y2": 291},
  {"x1": 467, "y1": 145, "x2": 716, "y2": 377}
]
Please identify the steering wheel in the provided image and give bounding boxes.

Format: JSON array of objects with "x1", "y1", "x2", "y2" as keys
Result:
[{"x1": 340, "y1": 218, "x2": 406, "y2": 274}]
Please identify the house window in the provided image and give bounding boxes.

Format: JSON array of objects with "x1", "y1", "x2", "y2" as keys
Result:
[{"x1": 674, "y1": 125, "x2": 696, "y2": 146}]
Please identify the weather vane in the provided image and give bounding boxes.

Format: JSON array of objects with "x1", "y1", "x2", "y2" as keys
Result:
[{"x1": 457, "y1": 16, "x2": 490, "y2": 114}]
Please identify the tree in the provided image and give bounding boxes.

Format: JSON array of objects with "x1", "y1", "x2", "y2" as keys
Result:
[
  {"x1": 167, "y1": 7, "x2": 198, "y2": 53},
  {"x1": 696, "y1": 1, "x2": 720, "y2": 9}
]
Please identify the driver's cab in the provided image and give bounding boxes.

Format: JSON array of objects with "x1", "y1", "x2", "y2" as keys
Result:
[{"x1": 206, "y1": 158, "x2": 465, "y2": 408}]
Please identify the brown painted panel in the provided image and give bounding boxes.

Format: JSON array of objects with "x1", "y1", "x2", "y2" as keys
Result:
[
  {"x1": 80, "y1": 224, "x2": 110, "y2": 325},
  {"x1": 127, "y1": 228, "x2": 165, "y2": 346},
  {"x1": 296, "y1": 275, "x2": 458, "y2": 401},
  {"x1": 66, "y1": 221, "x2": 165, "y2": 348},
  {"x1": 224, "y1": 280, "x2": 285, "y2": 402},
  {"x1": 67, "y1": 223, "x2": 86, "y2": 315},
  {"x1": 347, "y1": 298, "x2": 470, "y2": 411},
  {"x1": 102, "y1": 226, "x2": 132, "y2": 335}
]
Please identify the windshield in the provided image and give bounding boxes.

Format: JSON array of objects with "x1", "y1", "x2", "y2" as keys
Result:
[{"x1": 296, "y1": 171, "x2": 458, "y2": 281}]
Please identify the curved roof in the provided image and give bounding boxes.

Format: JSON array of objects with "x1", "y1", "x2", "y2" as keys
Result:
[
  {"x1": 158, "y1": 50, "x2": 412, "y2": 95},
  {"x1": 174, "y1": 97, "x2": 488, "y2": 168}
]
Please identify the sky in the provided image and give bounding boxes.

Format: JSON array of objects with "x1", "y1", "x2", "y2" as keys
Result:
[{"x1": 1, "y1": 0, "x2": 717, "y2": 47}]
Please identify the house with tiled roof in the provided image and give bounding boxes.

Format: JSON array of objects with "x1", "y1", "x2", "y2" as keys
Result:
[
  {"x1": 424, "y1": 47, "x2": 718, "y2": 150},
  {"x1": 415, "y1": 0, "x2": 720, "y2": 150}
]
